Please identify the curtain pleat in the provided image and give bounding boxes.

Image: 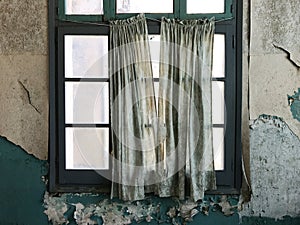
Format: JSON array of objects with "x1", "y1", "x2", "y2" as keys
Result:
[
  {"x1": 109, "y1": 14, "x2": 216, "y2": 202},
  {"x1": 110, "y1": 14, "x2": 157, "y2": 201},
  {"x1": 157, "y1": 18, "x2": 216, "y2": 201}
]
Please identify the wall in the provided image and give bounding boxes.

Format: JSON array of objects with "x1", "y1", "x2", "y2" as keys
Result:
[
  {"x1": 0, "y1": 0, "x2": 299, "y2": 224},
  {"x1": 0, "y1": 0, "x2": 48, "y2": 160}
]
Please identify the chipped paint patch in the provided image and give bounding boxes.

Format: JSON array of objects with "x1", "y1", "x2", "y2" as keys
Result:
[
  {"x1": 43, "y1": 192, "x2": 68, "y2": 224},
  {"x1": 43, "y1": 193, "x2": 240, "y2": 224},
  {"x1": 288, "y1": 88, "x2": 300, "y2": 122},
  {"x1": 43, "y1": 193, "x2": 164, "y2": 224},
  {"x1": 240, "y1": 115, "x2": 300, "y2": 219}
]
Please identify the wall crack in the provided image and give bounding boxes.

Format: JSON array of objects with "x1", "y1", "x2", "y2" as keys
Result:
[
  {"x1": 273, "y1": 44, "x2": 300, "y2": 69},
  {"x1": 18, "y1": 80, "x2": 41, "y2": 114}
]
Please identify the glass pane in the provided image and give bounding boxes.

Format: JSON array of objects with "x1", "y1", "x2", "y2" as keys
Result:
[
  {"x1": 65, "y1": 35, "x2": 108, "y2": 78},
  {"x1": 149, "y1": 35, "x2": 160, "y2": 78},
  {"x1": 65, "y1": 0, "x2": 103, "y2": 15},
  {"x1": 212, "y1": 34, "x2": 225, "y2": 78},
  {"x1": 65, "y1": 82, "x2": 109, "y2": 124},
  {"x1": 66, "y1": 128, "x2": 109, "y2": 170},
  {"x1": 187, "y1": 0, "x2": 225, "y2": 14},
  {"x1": 212, "y1": 81, "x2": 225, "y2": 124},
  {"x1": 213, "y1": 127, "x2": 224, "y2": 170},
  {"x1": 117, "y1": 0, "x2": 173, "y2": 13}
]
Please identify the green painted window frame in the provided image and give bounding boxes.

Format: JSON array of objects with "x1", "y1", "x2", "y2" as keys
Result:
[
  {"x1": 49, "y1": 0, "x2": 242, "y2": 194},
  {"x1": 58, "y1": 0, "x2": 233, "y2": 21}
]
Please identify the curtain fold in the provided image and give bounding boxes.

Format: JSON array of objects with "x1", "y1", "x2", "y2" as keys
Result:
[
  {"x1": 109, "y1": 14, "x2": 216, "y2": 202},
  {"x1": 157, "y1": 17, "x2": 216, "y2": 201},
  {"x1": 109, "y1": 14, "x2": 157, "y2": 201}
]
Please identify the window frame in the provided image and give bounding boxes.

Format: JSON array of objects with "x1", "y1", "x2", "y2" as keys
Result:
[{"x1": 49, "y1": 0, "x2": 243, "y2": 194}]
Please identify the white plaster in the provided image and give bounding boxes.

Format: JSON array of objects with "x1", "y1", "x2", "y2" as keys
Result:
[
  {"x1": 0, "y1": 54, "x2": 48, "y2": 160},
  {"x1": 249, "y1": 54, "x2": 300, "y2": 138},
  {"x1": 250, "y1": 0, "x2": 300, "y2": 60}
]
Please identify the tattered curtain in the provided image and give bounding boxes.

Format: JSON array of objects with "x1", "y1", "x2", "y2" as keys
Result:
[
  {"x1": 109, "y1": 14, "x2": 158, "y2": 201},
  {"x1": 157, "y1": 18, "x2": 216, "y2": 201},
  {"x1": 110, "y1": 14, "x2": 216, "y2": 201}
]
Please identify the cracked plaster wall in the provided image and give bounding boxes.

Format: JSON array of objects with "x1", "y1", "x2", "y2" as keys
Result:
[
  {"x1": 0, "y1": 0, "x2": 48, "y2": 160},
  {"x1": 243, "y1": 0, "x2": 300, "y2": 219},
  {"x1": 1, "y1": 0, "x2": 300, "y2": 223},
  {"x1": 240, "y1": 115, "x2": 300, "y2": 219},
  {"x1": 248, "y1": 0, "x2": 300, "y2": 137}
]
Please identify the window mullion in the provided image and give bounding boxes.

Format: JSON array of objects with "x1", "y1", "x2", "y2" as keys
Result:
[
  {"x1": 103, "y1": 0, "x2": 113, "y2": 21},
  {"x1": 174, "y1": 0, "x2": 181, "y2": 18}
]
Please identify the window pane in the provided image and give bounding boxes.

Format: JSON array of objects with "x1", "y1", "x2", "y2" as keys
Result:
[
  {"x1": 65, "y1": 82, "x2": 109, "y2": 124},
  {"x1": 117, "y1": 0, "x2": 173, "y2": 13},
  {"x1": 149, "y1": 35, "x2": 160, "y2": 78},
  {"x1": 187, "y1": 0, "x2": 225, "y2": 14},
  {"x1": 66, "y1": 128, "x2": 109, "y2": 170},
  {"x1": 212, "y1": 81, "x2": 225, "y2": 124},
  {"x1": 213, "y1": 127, "x2": 224, "y2": 170},
  {"x1": 65, "y1": 0, "x2": 103, "y2": 15},
  {"x1": 65, "y1": 35, "x2": 108, "y2": 78},
  {"x1": 213, "y1": 34, "x2": 225, "y2": 78}
]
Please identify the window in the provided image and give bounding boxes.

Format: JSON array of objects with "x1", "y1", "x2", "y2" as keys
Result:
[{"x1": 49, "y1": 0, "x2": 242, "y2": 193}]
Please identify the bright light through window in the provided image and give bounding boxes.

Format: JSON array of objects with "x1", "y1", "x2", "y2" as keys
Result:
[
  {"x1": 117, "y1": 0, "x2": 173, "y2": 13},
  {"x1": 65, "y1": 0, "x2": 104, "y2": 15},
  {"x1": 187, "y1": 0, "x2": 225, "y2": 14}
]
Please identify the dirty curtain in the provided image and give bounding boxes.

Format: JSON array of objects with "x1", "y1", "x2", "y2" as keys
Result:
[
  {"x1": 109, "y1": 14, "x2": 158, "y2": 201},
  {"x1": 157, "y1": 18, "x2": 216, "y2": 201},
  {"x1": 110, "y1": 14, "x2": 216, "y2": 201}
]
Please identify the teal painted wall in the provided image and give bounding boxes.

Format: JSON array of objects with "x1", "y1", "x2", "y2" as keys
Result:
[
  {"x1": 1, "y1": 137, "x2": 300, "y2": 225},
  {"x1": 0, "y1": 137, "x2": 49, "y2": 225}
]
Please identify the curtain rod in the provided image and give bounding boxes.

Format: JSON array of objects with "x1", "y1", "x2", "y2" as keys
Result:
[
  {"x1": 58, "y1": 16, "x2": 234, "y2": 27},
  {"x1": 146, "y1": 17, "x2": 234, "y2": 23}
]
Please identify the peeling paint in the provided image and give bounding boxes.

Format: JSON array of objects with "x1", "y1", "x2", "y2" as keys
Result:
[
  {"x1": 218, "y1": 195, "x2": 236, "y2": 216},
  {"x1": 273, "y1": 44, "x2": 300, "y2": 69},
  {"x1": 240, "y1": 115, "x2": 300, "y2": 219},
  {"x1": 288, "y1": 88, "x2": 300, "y2": 122},
  {"x1": 43, "y1": 193, "x2": 162, "y2": 225},
  {"x1": 179, "y1": 201, "x2": 198, "y2": 222},
  {"x1": 249, "y1": 53, "x2": 300, "y2": 138},
  {"x1": 43, "y1": 192, "x2": 69, "y2": 224},
  {"x1": 43, "y1": 193, "x2": 240, "y2": 225}
]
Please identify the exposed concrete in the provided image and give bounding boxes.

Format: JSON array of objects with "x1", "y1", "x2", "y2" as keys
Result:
[
  {"x1": 250, "y1": 0, "x2": 300, "y2": 60},
  {"x1": 0, "y1": 0, "x2": 48, "y2": 159},
  {"x1": 0, "y1": 54, "x2": 48, "y2": 159},
  {"x1": 240, "y1": 115, "x2": 300, "y2": 219},
  {"x1": 0, "y1": 0, "x2": 48, "y2": 55}
]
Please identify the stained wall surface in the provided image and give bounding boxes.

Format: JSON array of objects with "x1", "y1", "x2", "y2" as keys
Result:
[
  {"x1": 242, "y1": 0, "x2": 300, "y2": 218},
  {"x1": 0, "y1": 0, "x2": 300, "y2": 224},
  {"x1": 0, "y1": 0, "x2": 48, "y2": 160},
  {"x1": 248, "y1": 0, "x2": 300, "y2": 137}
]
